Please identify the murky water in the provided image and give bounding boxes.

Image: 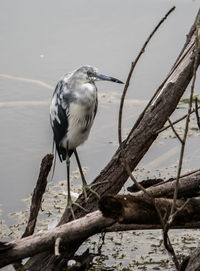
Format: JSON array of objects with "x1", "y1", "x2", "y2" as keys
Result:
[{"x1": 0, "y1": 0, "x2": 200, "y2": 270}]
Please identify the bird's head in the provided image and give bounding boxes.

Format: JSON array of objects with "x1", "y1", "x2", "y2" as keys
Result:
[{"x1": 73, "y1": 65, "x2": 124, "y2": 85}]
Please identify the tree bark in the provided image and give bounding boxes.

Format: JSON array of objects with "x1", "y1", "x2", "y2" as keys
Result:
[
  {"x1": 1, "y1": 195, "x2": 199, "y2": 269},
  {"x1": 183, "y1": 243, "x2": 200, "y2": 271},
  {"x1": 99, "y1": 194, "x2": 200, "y2": 224},
  {"x1": 0, "y1": 212, "x2": 114, "y2": 268}
]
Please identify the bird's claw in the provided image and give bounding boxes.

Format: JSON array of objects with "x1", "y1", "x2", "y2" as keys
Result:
[
  {"x1": 65, "y1": 199, "x2": 87, "y2": 220},
  {"x1": 82, "y1": 180, "x2": 108, "y2": 202}
]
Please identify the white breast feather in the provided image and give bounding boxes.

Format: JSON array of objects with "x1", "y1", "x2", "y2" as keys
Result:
[{"x1": 60, "y1": 102, "x2": 95, "y2": 150}]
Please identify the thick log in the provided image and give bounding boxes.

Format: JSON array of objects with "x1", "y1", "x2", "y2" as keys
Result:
[
  {"x1": 99, "y1": 194, "x2": 200, "y2": 224},
  {"x1": 0, "y1": 212, "x2": 115, "y2": 268},
  {"x1": 1, "y1": 170, "x2": 200, "y2": 269},
  {"x1": 1, "y1": 195, "x2": 200, "y2": 269},
  {"x1": 132, "y1": 170, "x2": 200, "y2": 200},
  {"x1": 106, "y1": 222, "x2": 200, "y2": 232}
]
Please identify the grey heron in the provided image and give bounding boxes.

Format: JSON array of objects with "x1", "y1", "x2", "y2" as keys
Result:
[{"x1": 50, "y1": 65, "x2": 123, "y2": 218}]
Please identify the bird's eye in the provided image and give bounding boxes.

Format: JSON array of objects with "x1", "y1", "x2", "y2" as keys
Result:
[{"x1": 87, "y1": 71, "x2": 93, "y2": 77}]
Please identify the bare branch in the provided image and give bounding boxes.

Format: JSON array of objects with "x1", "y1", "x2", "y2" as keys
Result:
[
  {"x1": 167, "y1": 117, "x2": 183, "y2": 143},
  {"x1": 118, "y1": 6, "x2": 175, "y2": 145},
  {"x1": 157, "y1": 105, "x2": 200, "y2": 133},
  {"x1": 22, "y1": 154, "x2": 54, "y2": 238}
]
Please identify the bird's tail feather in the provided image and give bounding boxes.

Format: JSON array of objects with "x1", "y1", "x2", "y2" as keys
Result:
[{"x1": 59, "y1": 147, "x2": 73, "y2": 162}]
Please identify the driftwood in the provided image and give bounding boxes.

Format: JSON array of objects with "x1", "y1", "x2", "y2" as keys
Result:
[
  {"x1": 22, "y1": 154, "x2": 54, "y2": 238},
  {"x1": 99, "y1": 194, "x2": 200, "y2": 224},
  {"x1": 0, "y1": 212, "x2": 114, "y2": 268},
  {"x1": 0, "y1": 169, "x2": 200, "y2": 269}
]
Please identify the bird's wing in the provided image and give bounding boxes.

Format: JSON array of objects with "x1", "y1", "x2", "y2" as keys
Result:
[{"x1": 50, "y1": 80, "x2": 70, "y2": 161}]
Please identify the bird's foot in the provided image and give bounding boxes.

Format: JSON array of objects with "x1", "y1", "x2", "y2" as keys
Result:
[
  {"x1": 65, "y1": 198, "x2": 87, "y2": 220},
  {"x1": 82, "y1": 180, "x2": 108, "y2": 202}
]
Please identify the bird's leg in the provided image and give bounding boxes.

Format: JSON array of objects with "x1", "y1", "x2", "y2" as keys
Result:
[
  {"x1": 74, "y1": 149, "x2": 101, "y2": 201},
  {"x1": 65, "y1": 154, "x2": 75, "y2": 219},
  {"x1": 65, "y1": 153, "x2": 86, "y2": 219}
]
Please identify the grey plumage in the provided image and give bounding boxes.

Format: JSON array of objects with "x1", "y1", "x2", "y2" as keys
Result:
[
  {"x1": 50, "y1": 65, "x2": 123, "y2": 161},
  {"x1": 50, "y1": 65, "x2": 123, "y2": 217},
  {"x1": 50, "y1": 66, "x2": 98, "y2": 161}
]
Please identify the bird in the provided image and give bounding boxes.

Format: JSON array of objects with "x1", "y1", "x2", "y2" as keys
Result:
[{"x1": 50, "y1": 65, "x2": 123, "y2": 218}]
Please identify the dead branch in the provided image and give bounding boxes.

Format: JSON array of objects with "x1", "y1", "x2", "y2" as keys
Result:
[
  {"x1": 157, "y1": 105, "x2": 200, "y2": 133},
  {"x1": 0, "y1": 169, "x2": 200, "y2": 269},
  {"x1": 99, "y1": 194, "x2": 200, "y2": 224},
  {"x1": 0, "y1": 212, "x2": 114, "y2": 268},
  {"x1": 0, "y1": 194, "x2": 199, "y2": 269},
  {"x1": 22, "y1": 154, "x2": 54, "y2": 238},
  {"x1": 118, "y1": 6, "x2": 175, "y2": 145}
]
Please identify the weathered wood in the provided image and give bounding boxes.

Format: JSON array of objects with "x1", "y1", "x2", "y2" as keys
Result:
[
  {"x1": 99, "y1": 194, "x2": 200, "y2": 224},
  {"x1": 106, "y1": 222, "x2": 200, "y2": 232},
  {"x1": 1, "y1": 170, "x2": 200, "y2": 269},
  {"x1": 0, "y1": 212, "x2": 115, "y2": 268},
  {"x1": 182, "y1": 243, "x2": 200, "y2": 271},
  {"x1": 132, "y1": 170, "x2": 200, "y2": 200},
  {"x1": 1, "y1": 197, "x2": 199, "y2": 269},
  {"x1": 22, "y1": 154, "x2": 54, "y2": 238}
]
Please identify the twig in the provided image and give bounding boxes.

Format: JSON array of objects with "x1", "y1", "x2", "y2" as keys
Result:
[
  {"x1": 118, "y1": 6, "x2": 176, "y2": 145},
  {"x1": 168, "y1": 199, "x2": 191, "y2": 225},
  {"x1": 157, "y1": 105, "x2": 200, "y2": 133},
  {"x1": 126, "y1": 32, "x2": 194, "y2": 141},
  {"x1": 167, "y1": 117, "x2": 183, "y2": 143},
  {"x1": 97, "y1": 232, "x2": 106, "y2": 254}
]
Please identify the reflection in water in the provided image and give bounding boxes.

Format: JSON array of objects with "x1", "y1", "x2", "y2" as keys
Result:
[{"x1": 0, "y1": 74, "x2": 53, "y2": 90}]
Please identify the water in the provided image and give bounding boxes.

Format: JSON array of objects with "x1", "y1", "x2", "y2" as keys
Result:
[{"x1": 0, "y1": 0, "x2": 200, "y2": 270}]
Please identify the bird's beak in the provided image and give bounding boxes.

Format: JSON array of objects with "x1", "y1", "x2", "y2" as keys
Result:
[{"x1": 94, "y1": 73, "x2": 124, "y2": 84}]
